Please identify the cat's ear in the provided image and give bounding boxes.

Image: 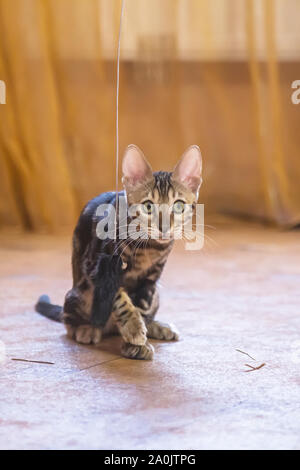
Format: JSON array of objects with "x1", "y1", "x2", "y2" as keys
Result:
[
  {"x1": 172, "y1": 145, "x2": 202, "y2": 195},
  {"x1": 122, "y1": 144, "x2": 153, "y2": 188}
]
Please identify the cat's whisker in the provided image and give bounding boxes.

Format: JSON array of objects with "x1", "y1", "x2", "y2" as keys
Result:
[
  {"x1": 181, "y1": 230, "x2": 218, "y2": 248},
  {"x1": 112, "y1": 237, "x2": 135, "y2": 258},
  {"x1": 116, "y1": 238, "x2": 136, "y2": 258},
  {"x1": 132, "y1": 238, "x2": 145, "y2": 263},
  {"x1": 118, "y1": 235, "x2": 145, "y2": 259}
]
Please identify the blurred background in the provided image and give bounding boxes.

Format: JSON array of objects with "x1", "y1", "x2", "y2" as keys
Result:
[{"x1": 0, "y1": 0, "x2": 300, "y2": 232}]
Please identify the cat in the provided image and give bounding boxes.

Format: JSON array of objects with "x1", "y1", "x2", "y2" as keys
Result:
[{"x1": 35, "y1": 144, "x2": 202, "y2": 360}]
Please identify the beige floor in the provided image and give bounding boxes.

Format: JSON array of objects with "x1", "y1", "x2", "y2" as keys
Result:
[{"x1": 0, "y1": 220, "x2": 300, "y2": 450}]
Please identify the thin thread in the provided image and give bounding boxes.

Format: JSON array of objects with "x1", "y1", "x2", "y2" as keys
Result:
[{"x1": 115, "y1": 0, "x2": 125, "y2": 238}]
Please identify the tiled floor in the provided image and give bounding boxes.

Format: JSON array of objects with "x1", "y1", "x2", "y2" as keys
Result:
[{"x1": 1, "y1": 220, "x2": 300, "y2": 449}]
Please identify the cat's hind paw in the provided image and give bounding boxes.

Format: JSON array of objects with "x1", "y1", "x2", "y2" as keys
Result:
[
  {"x1": 121, "y1": 341, "x2": 154, "y2": 360},
  {"x1": 72, "y1": 325, "x2": 102, "y2": 345},
  {"x1": 147, "y1": 320, "x2": 179, "y2": 341}
]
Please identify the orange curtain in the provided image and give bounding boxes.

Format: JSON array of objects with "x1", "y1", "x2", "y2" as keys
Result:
[{"x1": 0, "y1": 0, "x2": 299, "y2": 231}]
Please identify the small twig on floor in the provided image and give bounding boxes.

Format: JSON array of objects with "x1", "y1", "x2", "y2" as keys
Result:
[
  {"x1": 235, "y1": 349, "x2": 256, "y2": 361},
  {"x1": 236, "y1": 349, "x2": 266, "y2": 372},
  {"x1": 244, "y1": 363, "x2": 266, "y2": 372},
  {"x1": 11, "y1": 358, "x2": 55, "y2": 365}
]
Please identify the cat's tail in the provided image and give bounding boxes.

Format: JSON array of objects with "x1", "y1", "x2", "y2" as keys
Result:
[{"x1": 35, "y1": 295, "x2": 63, "y2": 322}]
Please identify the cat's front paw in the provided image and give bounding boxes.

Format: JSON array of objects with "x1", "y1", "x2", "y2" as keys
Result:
[
  {"x1": 73, "y1": 325, "x2": 102, "y2": 345},
  {"x1": 147, "y1": 320, "x2": 179, "y2": 341},
  {"x1": 121, "y1": 341, "x2": 154, "y2": 360},
  {"x1": 120, "y1": 313, "x2": 147, "y2": 346}
]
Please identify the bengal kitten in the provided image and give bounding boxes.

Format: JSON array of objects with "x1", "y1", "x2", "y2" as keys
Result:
[{"x1": 35, "y1": 145, "x2": 202, "y2": 360}]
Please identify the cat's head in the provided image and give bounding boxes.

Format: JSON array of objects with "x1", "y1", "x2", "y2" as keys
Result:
[{"x1": 122, "y1": 144, "x2": 202, "y2": 241}]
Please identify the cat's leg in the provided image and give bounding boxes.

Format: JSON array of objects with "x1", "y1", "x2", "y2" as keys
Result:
[
  {"x1": 63, "y1": 281, "x2": 102, "y2": 345},
  {"x1": 113, "y1": 288, "x2": 154, "y2": 360},
  {"x1": 113, "y1": 288, "x2": 147, "y2": 345},
  {"x1": 135, "y1": 284, "x2": 180, "y2": 341},
  {"x1": 63, "y1": 250, "x2": 121, "y2": 346}
]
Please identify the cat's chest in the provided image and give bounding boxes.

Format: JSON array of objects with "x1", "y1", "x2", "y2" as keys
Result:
[{"x1": 122, "y1": 246, "x2": 168, "y2": 283}]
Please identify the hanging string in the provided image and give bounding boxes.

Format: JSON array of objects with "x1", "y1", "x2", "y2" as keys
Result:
[{"x1": 115, "y1": 0, "x2": 125, "y2": 238}]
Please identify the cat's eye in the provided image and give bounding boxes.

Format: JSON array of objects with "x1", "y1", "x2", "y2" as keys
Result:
[
  {"x1": 172, "y1": 200, "x2": 185, "y2": 214},
  {"x1": 142, "y1": 200, "x2": 154, "y2": 215}
]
